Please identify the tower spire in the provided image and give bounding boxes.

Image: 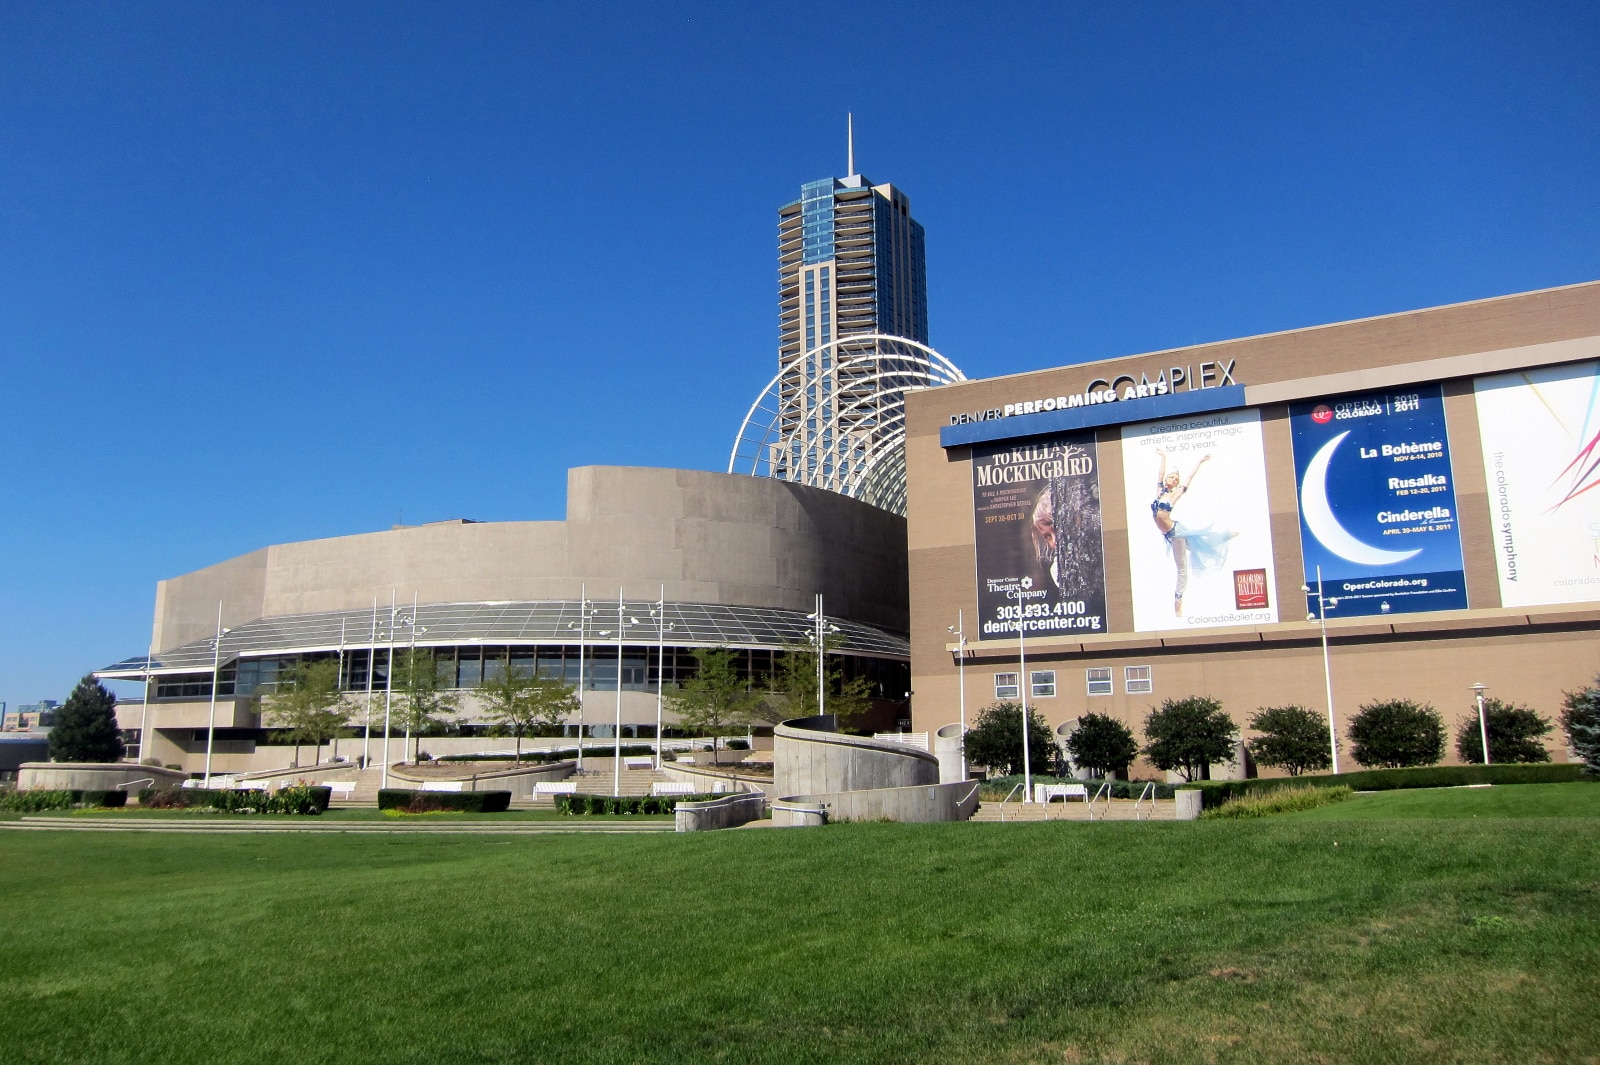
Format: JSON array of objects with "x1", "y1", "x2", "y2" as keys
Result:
[{"x1": 847, "y1": 113, "x2": 855, "y2": 176}]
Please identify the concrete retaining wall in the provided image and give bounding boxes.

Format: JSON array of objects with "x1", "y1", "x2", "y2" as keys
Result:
[
  {"x1": 1175, "y1": 789, "x2": 1202, "y2": 820},
  {"x1": 779, "y1": 779, "x2": 982, "y2": 824},
  {"x1": 773, "y1": 715, "x2": 940, "y2": 796},
  {"x1": 934, "y1": 722, "x2": 966, "y2": 784},
  {"x1": 386, "y1": 760, "x2": 577, "y2": 799},
  {"x1": 770, "y1": 799, "x2": 828, "y2": 827},
  {"x1": 660, "y1": 762, "x2": 767, "y2": 795},
  {"x1": 17, "y1": 763, "x2": 188, "y2": 792},
  {"x1": 675, "y1": 792, "x2": 767, "y2": 832}
]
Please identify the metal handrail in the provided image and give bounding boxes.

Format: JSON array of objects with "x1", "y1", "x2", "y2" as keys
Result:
[
  {"x1": 997, "y1": 781, "x2": 1026, "y2": 822},
  {"x1": 1085, "y1": 780, "x2": 1112, "y2": 821},
  {"x1": 1132, "y1": 781, "x2": 1156, "y2": 821}
]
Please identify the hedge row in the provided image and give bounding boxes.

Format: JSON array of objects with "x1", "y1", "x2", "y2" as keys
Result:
[
  {"x1": 554, "y1": 793, "x2": 717, "y2": 816},
  {"x1": 137, "y1": 786, "x2": 331, "y2": 814},
  {"x1": 376, "y1": 789, "x2": 512, "y2": 812},
  {"x1": 0, "y1": 789, "x2": 128, "y2": 812},
  {"x1": 1183, "y1": 762, "x2": 1588, "y2": 806}
]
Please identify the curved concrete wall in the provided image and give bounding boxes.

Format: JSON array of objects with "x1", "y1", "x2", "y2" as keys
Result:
[
  {"x1": 934, "y1": 723, "x2": 965, "y2": 784},
  {"x1": 781, "y1": 780, "x2": 982, "y2": 824},
  {"x1": 18, "y1": 763, "x2": 187, "y2": 791},
  {"x1": 675, "y1": 793, "x2": 766, "y2": 832},
  {"x1": 387, "y1": 760, "x2": 576, "y2": 799},
  {"x1": 155, "y1": 466, "x2": 909, "y2": 651},
  {"x1": 773, "y1": 715, "x2": 939, "y2": 797}
]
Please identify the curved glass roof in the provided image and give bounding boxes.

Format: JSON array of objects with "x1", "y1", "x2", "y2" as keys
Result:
[{"x1": 96, "y1": 599, "x2": 909, "y2": 678}]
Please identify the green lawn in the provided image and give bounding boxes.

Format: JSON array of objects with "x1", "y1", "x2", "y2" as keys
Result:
[
  {"x1": 1291, "y1": 780, "x2": 1600, "y2": 820},
  {"x1": 0, "y1": 806, "x2": 671, "y2": 823},
  {"x1": 1, "y1": 788, "x2": 1597, "y2": 1064}
]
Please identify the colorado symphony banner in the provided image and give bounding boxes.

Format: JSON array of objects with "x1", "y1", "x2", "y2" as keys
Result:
[{"x1": 971, "y1": 433, "x2": 1108, "y2": 640}]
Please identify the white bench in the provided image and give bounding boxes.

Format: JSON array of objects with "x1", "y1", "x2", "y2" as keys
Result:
[
  {"x1": 534, "y1": 781, "x2": 578, "y2": 795},
  {"x1": 1035, "y1": 783, "x2": 1089, "y2": 803},
  {"x1": 323, "y1": 781, "x2": 356, "y2": 797},
  {"x1": 624, "y1": 756, "x2": 654, "y2": 769},
  {"x1": 652, "y1": 782, "x2": 698, "y2": 796},
  {"x1": 420, "y1": 781, "x2": 465, "y2": 792}
]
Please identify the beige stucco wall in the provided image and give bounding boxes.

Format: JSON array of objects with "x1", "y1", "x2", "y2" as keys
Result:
[{"x1": 154, "y1": 465, "x2": 909, "y2": 653}]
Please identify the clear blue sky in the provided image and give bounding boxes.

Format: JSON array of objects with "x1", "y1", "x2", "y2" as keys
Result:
[{"x1": 2, "y1": 0, "x2": 1597, "y2": 706}]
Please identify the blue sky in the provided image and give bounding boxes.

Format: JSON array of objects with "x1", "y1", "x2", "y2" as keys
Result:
[{"x1": 2, "y1": 0, "x2": 1597, "y2": 705}]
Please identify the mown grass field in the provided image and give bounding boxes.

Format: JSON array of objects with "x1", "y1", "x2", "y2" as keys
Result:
[{"x1": 1, "y1": 784, "x2": 1596, "y2": 1064}]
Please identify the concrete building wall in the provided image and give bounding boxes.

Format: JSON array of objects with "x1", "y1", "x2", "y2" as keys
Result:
[{"x1": 905, "y1": 281, "x2": 1600, "y2": 771}]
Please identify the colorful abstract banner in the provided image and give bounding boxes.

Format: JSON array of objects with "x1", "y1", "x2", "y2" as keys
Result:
[
  {"x1": 1121, "y1": 408, "x2": 1278, "y2": 631},
  {"x1": 1474, "y1": 361, "x2": 1600, "y2": 607},
  {"x1": 971, "y1": 433, "x2": 1108, "y2": 640},
  {"x1": 1288, "y1": 384, "x2": 1467, "y2": 618}
]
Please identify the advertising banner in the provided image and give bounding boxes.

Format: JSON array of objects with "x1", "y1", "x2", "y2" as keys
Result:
[
  {"x1": 971, "y1": 433, "x2": 1108, "y2": 640},
  {"x1": 1288, "y1": 384, "x2": 1467, "y2": 618},
  {"x1": 1474, "y1": 361, "x2": 1600, "y2": 607},
  {"x1": 1120, "y1": 409, "x2": 1278, "y2": 631}
]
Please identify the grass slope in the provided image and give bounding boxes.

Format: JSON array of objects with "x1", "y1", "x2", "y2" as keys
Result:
[
  {"x1": 0, "y1": 794, "x2": 1597, "y2": 1063},
  {"x1": 1293, "y1": 780, "x2": 1600, "y2": 820}
]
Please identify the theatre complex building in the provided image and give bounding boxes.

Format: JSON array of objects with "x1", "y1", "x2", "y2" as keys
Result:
[{"x1": 906, "y1": 280, "x2": 1600, "y2": 775}]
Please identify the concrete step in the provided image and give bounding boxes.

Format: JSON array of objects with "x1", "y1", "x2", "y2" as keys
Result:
[{"x1": 968, "y1": 798, "x2": 1176, "y2": 822}]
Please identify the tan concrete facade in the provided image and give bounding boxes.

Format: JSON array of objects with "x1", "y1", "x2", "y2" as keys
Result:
[{"x1": 905, "y1": 281, "x2": 1600, "y2": 774}]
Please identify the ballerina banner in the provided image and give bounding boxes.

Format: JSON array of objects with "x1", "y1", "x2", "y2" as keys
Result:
[
  {"x1": 1473, "y1": 361, "x2": 1600, "y2": 608},
  {"x1": 970, "y1": 432, "x2": 1109, "y2": 640},
  {"x1": 1287, "y1": 384, "x2": 1468, "y2": 618},
  {"x1": 1120, "y1": 408, "x2": 1279, "y2": 632}
]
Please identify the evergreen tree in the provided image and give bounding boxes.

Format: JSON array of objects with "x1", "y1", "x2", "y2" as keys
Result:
[
  {"x1": 1455, "y1": 698, "x2": 1552, "y2": 764},
  {"x1": 963, "y1": 701, "x2": 1056, "y2": 777},
  {"x1": 1143, "y1": 696, "x2": 1237, "y2": 782},
  {"x1": 1062, "y1": 712, "x2": 1138, "y2": 778},
  {"x1": 1348, "y1": 699, "x2": 1444, "y2": 768},
  {"x1": 1559, "y1": 679, "x2": 1600, "y2": 776},
  {"x1": 1247, "y1": 705, "x2": 1333, "y2": 776},
  {"x1": 48, "y1": 675, "x2": 125, "y2": 763}
]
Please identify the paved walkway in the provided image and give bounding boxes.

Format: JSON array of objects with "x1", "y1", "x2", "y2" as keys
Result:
[{"x1": 2, "y1": 816, "x2": 675, "y2": 835}]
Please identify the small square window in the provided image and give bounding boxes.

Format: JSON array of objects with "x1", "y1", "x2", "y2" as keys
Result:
[
  {"x1": 1030, "y1": 670, "x2": 1056, "y2": 698},
  {"x1": 1086, "y1": 667, "x2": 1113, "y2": 696},
  {"x1": 994, "y1": 672, "x2": 1019, "y2": 700},
  {"x1": 1125, "y1": 665, "x2": 1153, "y2": 695}
]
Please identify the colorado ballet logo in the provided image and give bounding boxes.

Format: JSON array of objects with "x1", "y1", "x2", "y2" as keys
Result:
[{"x1": 1311, "y1": 405, "x2": 1334, "y2": 425}]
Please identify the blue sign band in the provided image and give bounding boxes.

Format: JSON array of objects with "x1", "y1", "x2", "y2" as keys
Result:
[{"x1": 940, "y1": 385, "x2": 1247, "y2": 449}]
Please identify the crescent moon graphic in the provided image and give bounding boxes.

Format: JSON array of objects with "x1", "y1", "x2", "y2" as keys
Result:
[{"x1": 1302, "y1": 431, "x2": 1422, "y2": 566}]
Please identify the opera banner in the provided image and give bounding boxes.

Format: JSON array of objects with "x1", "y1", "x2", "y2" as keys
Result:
[
  {"x1": 971, "y1": 433, "x2": 1108, "y2": 640},
  {"x1": 1474, "y1": 361, "x2": 1600, "y2": 607},
  {"x1": 1120, "y1": 409, "x2": 1278, "y2": 631},
  {"x1": 1288, "y1": 384, "x2": 1467, "y2": 618}
]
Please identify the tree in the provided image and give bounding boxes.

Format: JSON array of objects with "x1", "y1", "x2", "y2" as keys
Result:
[
  {"x1": 48, "y1": 675, "x2": 125, "y2": 763},
  {"x1": 963, "y1": 701, "x2": 1056, "y2": 777},
  {"x1": 665, "y1": 648, "x2": 759, "y2": 764},
  {"x1": 1348, "y1": 699, "x2": 1444, "y2": 769},
  {"x1": 393, "y1": 648, "x2": 461, "y2": 762},
  {"x1": 476, "y1": 666, "x2": 580, "y2": 761},
  {"x1": 764, "y1": 635, "x2": 873, "y2": 727},
  {"x1": 1455, "y1": 698, "x2": 1552, "y2": 764},
  {"x1": 1247, "y1": 705, "x2": 1333, "y2": 776},
  {"x1": 1062, "y1": 712, "x2": 1138, "y2": 779},
  {"x1": 261, "y1": 658, "x2": 349, "y2": 767},
  {"x1": 1143, "y1": 696, "x2": 1237, "y2": 782},
  {"x1": 1561, "y1": 678, "x2": 1600, "y2": 776}
]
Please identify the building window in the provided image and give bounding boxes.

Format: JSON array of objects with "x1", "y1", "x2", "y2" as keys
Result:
[
  {"x1": 1125, "y1": 665, "x2": 1153, "y2": 694},
  {"x1": 1030, "y1": 671, "x2": 1056, "y2": 698},
  {"x1": 994, "y1": 672, "x2": 1019, "y2": 700},
  {"x1": 1086, "y1": 667, "x2": 1113, "y2": 696}
]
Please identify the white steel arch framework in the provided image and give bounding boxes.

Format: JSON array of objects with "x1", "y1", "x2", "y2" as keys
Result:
[{"x1": 729, "y1": 334, "x2": 965, "y2": 516}]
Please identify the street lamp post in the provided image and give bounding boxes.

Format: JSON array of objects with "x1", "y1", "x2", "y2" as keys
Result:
[
  {"x1": 362, "y1": 597, "x2": 378, "y2": 769},
  {"x1": 805, "y1": 593, "x2": 840, "y2": 720},
  {"x1": 566, "y1": 583, "x2": 594, "y2": 772},
  {"x1": 1472, "y1": 682, "x2": 1491, "y2": 765},
  {"x1": 652, "y1": 585, "x2": 675, "y2": 770},
  {"x1": 1018, "y1": 616, "x2": 1032, "y2": 802},
  {"x1": 1303, "y1": 565, "x2": 1342, "y2": 774},
  {"x1": 380, "y1": 590, "x2": 397, "y2": 789},
  {"x1": 611, "y1": 587, "x2": 644, "y2": 798},
  {"x1": 946, "y1": 610, "x2": 968, "y2": 781},
  {"x1": 137, "y1": 638, "x2": 155, "y2": 766},
  {"x1": 202, "y1": 601, "x2": 231, "y2": 787}
]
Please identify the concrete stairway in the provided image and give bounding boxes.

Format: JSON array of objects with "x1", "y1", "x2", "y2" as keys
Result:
[
  {"x1": 968, "y1": 798, "x2": 1176, "y2": 822},
  {"x1": 327, "y1": 763, "x2": 682, "y2": 807}
]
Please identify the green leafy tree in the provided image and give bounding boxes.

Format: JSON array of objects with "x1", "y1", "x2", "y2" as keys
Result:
[
  {"x1": 1247, "y1": 705, "x2": 1333, "y2": 776},
  {"x1": 1143, "y1": 696, "x2": 1237, "y2": 782},
  {"x1": 765, "y1": 635, "x2": 873, "y2": 727},
  {"x1": 1560, "y1": 678, "x2": 1600, "y2": 776},
  {"x1": 394, "y1": 648, "x2": 461, "y2": 762},
  {"x1": 476, "y1": 665, "x2": 581, "y2": 761},
  {"x1": 261, "y1": 658, "x2": 349, "y2": 767},
  {"x1": 48, "y1": 675, "x2": 125, "y2": 763},
  {"x1": 666, "y1": 647, "x2": 759, "y2": 764},
  {"x1": 1063, "y1": 712, "x2": 1138, "y2": 779},
  {"x1": 1455, "y1": 698, "x2": 1552, "y2": 764},
  {"x1": 1348, "y1": 699, "x2": 1444, "y2": 768},
  {"x1": 964, "y1": 701, "x2": 1055, "y2": 777}
]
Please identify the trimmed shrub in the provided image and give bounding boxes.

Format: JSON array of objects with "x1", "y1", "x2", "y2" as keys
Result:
[
  {"x1": 79, "y1": 790, "x2": 128, "y2": 808},
  {"x1": 377, "y1": 789, "x2": 512, "y2": 813},
  {"x1": 1202, "y1": 784, "x2": 1354, "y2": 819},
  {"x1": 134, "y1": 787, "x2": 330, "y2": 814},
  {"x1": 1455, "y1": 699, "x2": 1553, "y2": 764},
  {"x1": 1349, "y1": 699, "x2": 1444, "y2": 768},
  {"x1": 0, "y1": 789, "x2": 128, "y2": 812},
  {"x1": 553, "y1": 793, "x2": 716, "y2": 816},
  {"x1": 1182, "y1": 762, "x2": 1588, "y2": 808}
]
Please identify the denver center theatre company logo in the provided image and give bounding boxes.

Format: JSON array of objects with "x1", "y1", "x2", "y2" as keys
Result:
[{"x1": 1288, "y1": 386, "x2": 1468, "y2": 619}]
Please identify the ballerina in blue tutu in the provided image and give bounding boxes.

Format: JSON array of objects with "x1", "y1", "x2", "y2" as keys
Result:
[{"x1": 1152, "y1": 449, "x2": 1238, "y2": 616}]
